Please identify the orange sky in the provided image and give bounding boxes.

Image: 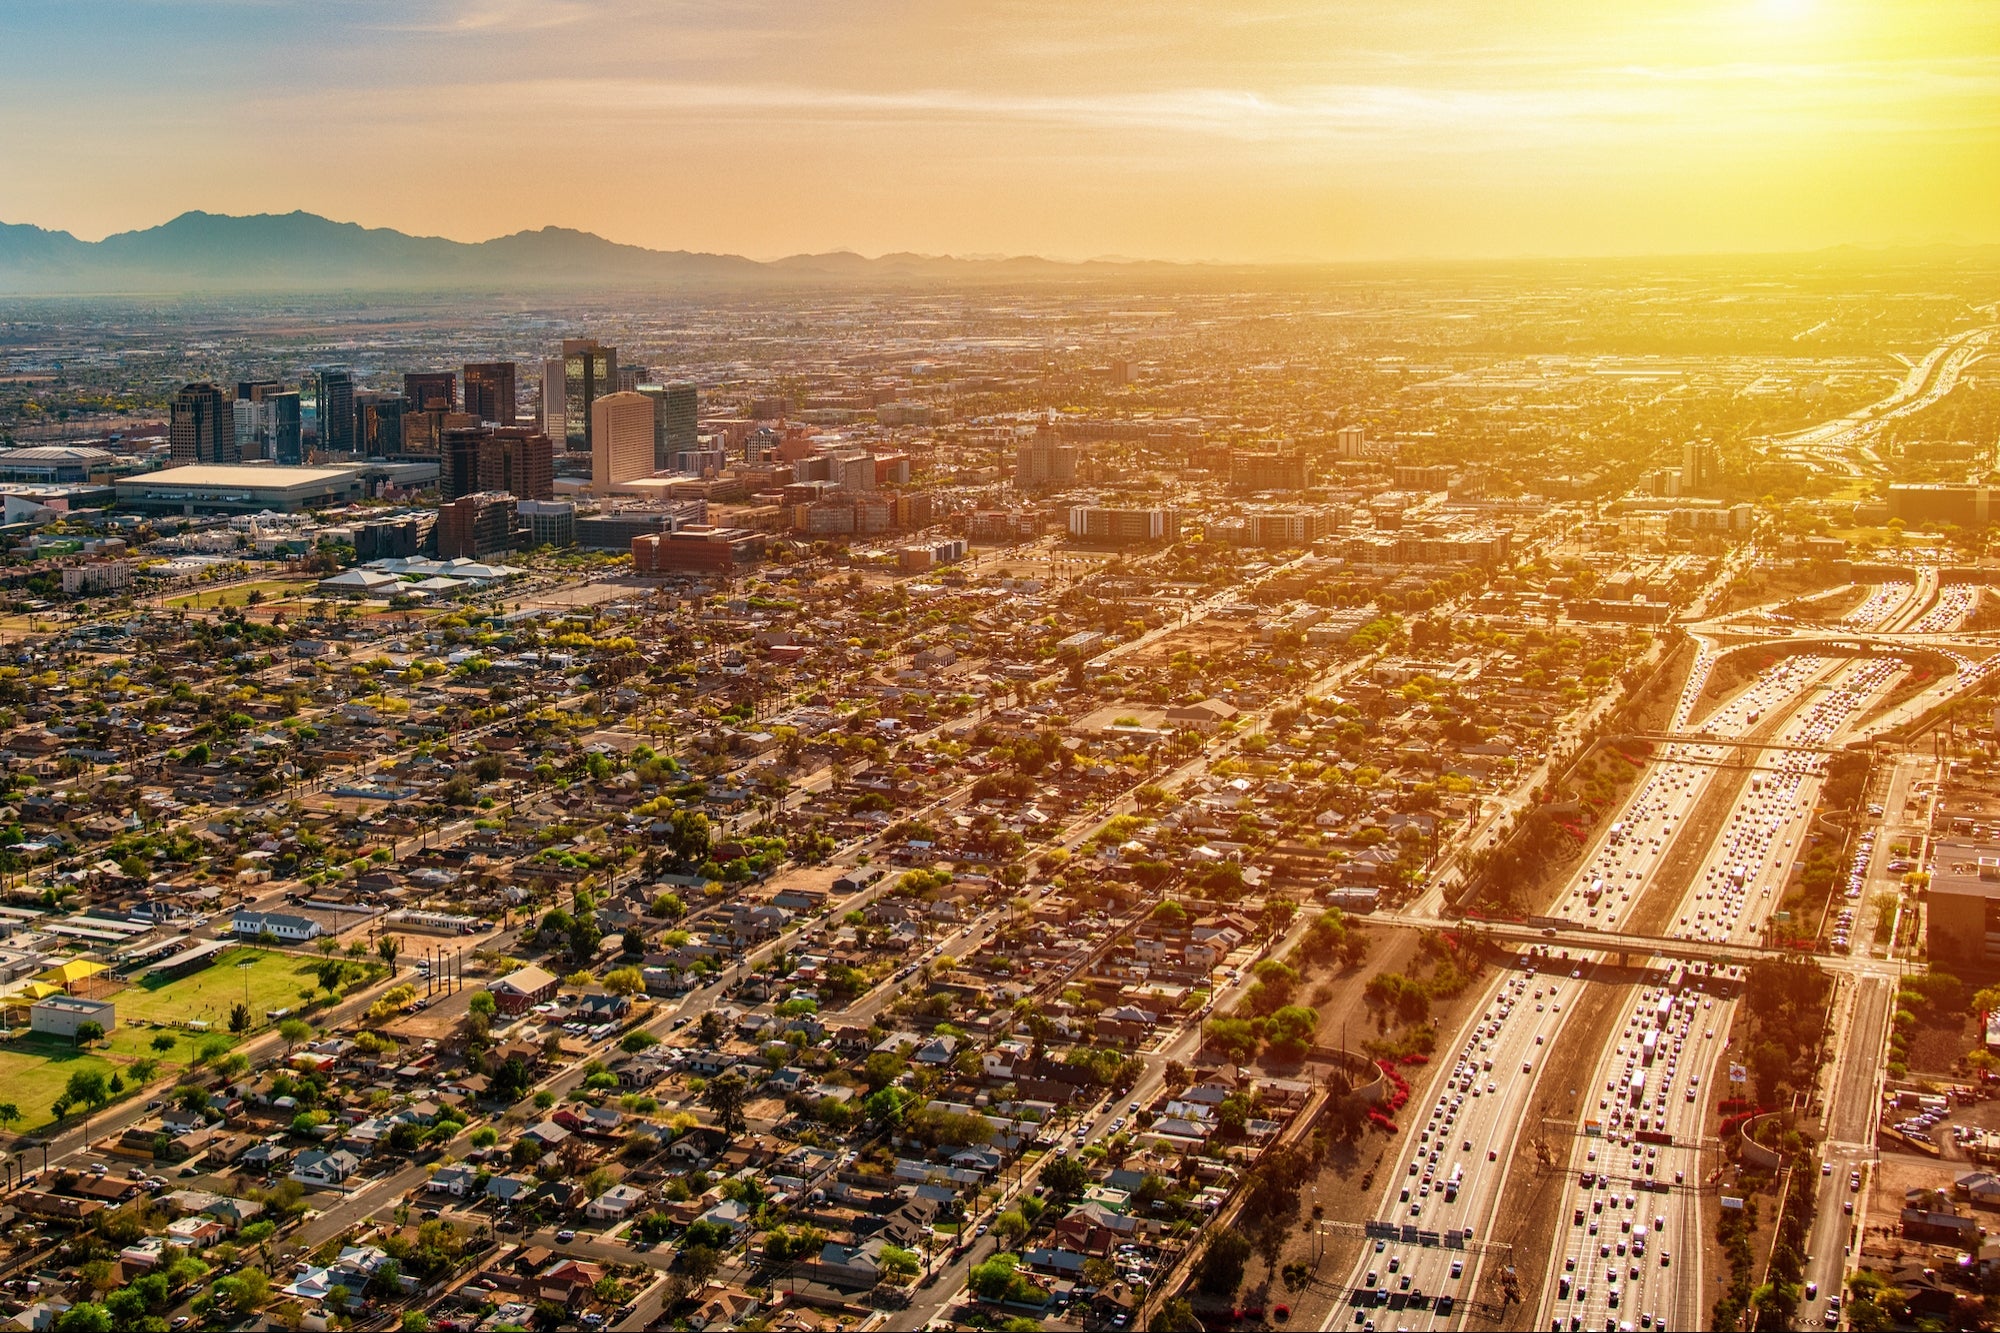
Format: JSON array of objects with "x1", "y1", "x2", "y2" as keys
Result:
[{"x1": 5, "y1": 0, "x2": 1999, "y2": 261}]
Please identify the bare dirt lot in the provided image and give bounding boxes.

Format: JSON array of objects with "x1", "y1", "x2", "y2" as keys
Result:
[
  {"x1": 1712, "y1": 566, "x2": 1859, "y2": 620},
  {"x1": 1861, "y1": 1150, "x2": 1968, "y2": 1269},
  {"x1": 1775, "y1": 583, "x2": 1871, "y2": 623},
  {"x1": 1119, "y1": 620, "x2": 1259, "y2": 670}
]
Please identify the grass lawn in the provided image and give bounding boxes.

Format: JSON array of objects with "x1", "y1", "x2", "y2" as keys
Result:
[
  {"x1": 0, "y1": 1036, "x2": 123, "y2": 1131},
  {"x1": 163, "y1": 580, "x2": 309, "y2": 611},
  {"x1": 118, "y1": 947, "x2": 338, "y2": 1029},
  {"x1": 0, "y1": 949, "x2": 388, "y2": 1133}
]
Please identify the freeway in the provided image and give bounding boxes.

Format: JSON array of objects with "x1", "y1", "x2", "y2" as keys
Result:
[
  {"x1": 1321, "y1": 569, "x2": 1970, "y2": 1332},
  {"x1": 1319, "y1": 611, "x2": 1758, "y2": 1330},
  {"x1": 1535, "y1": 576, "x2": 1935, "y2": 1333},
  {"x1": 1532, "y1": 572, "x2": 1967, "y2": 1333},
  {"x1": 1767, "y1": 325, "x2": 1993, "y2": 477}
]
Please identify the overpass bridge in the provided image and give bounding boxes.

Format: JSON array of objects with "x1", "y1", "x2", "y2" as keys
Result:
[
  {"x1": 1369, "y1": 910, "x2": 1799, "y2": 969},
  {"x1": 1683, "y1": 625, "x2": 2000, "y2": 655},
  {"x1": 1614, "y1": 730, "x2": 1857, "y2": 756}
]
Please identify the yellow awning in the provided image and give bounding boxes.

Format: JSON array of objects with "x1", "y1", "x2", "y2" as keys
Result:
[{"x1": 37, "y1": 959, "x2": 107, "y2": 987}]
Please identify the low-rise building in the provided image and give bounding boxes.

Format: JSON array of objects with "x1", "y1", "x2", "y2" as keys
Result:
[{"x1": 29, "y1": 994, "x2": 116, "y2": 1039}]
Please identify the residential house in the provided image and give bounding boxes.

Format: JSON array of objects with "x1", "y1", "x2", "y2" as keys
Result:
[
  {"x1": 584, "y1": 1184, "x2": 648, "y2": 1221},
  {"x1": 290, "y1": 1148, "x2": 362, "y2": 1187}
]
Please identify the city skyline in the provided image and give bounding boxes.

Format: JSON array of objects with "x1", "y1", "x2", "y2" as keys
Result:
[{"x1": 4, "y1": 0, "x2": 1999, "y2": 264}]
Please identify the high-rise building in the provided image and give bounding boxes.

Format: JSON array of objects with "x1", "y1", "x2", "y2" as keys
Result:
[
  {"x1": 403, "y1": 372, "x2": 456, "y2": 413},
  {"x1": 591, "y1": 391, "x2": 657, "y2": 490},
  {"x1": 436, "y1": 493, "x2": 521, "y2": 560},
  {"x1": 1682, "y1": 440, "x2": 1718, "y2": 492},
  {"x1": 1393, "y1": 464, "x2": 1454, "y2": 492},
  {"x1": 636, "y1": 383, "x2": 699, "y2": 471},
  {"x1": 540, "y1": 358, "x2": 564, "y2": 445},
  {"x1": 1015, "y1": 425, "x2": 1077, "y2": 489},
  {"x1": 462, "y1": 362, "x2": 517, "y2": 425},
  {"x1": 442, "y1": 424, "x2": 555, "y2": 502},
  {"x1": 516, "y1": 499, "x2": 577, "y2": 549},
  {"x1": 829, "y1": 450, "x2": 876, "y2": 493},
  {"x1": 401, "y1": 408, "x2": 474, "y2": 457},
  {"x1": 1335, "y1": 424, "x2": 1366, "y2": 458},
  {"x1": 549, "y1": 339, "x2": 617, "y2": 451},
  {"x1": 314, "y1": 369, "x2": 355, "y2": 453},
  {"x1": 266, "y1": 390, "x2": 302, "y2": 465},
  {"x1": 617, "y1": 365, "x2": 649, "y2": 393},
  {"x1": 170, "y1": 383, "x2": 235, "y2": 465},
  {"x1": 354, "y1": 392, "x2": 408, "y2": 458},
  {"x1": 1231, "y1": 451, "x2": 1309, "y2": 492},
  {"x1": 232, "y1": 381, "x2": 298, "y2": 463}
]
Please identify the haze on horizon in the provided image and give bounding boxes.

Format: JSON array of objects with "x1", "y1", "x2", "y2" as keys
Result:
[{"x1": 5, "y1": 0, "x2": 1999, "y2": 266}]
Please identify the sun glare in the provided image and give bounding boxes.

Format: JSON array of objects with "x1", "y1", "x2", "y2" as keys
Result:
[{"x1": 1757, "y1": 0, "x2": 1816, "y2": 19}]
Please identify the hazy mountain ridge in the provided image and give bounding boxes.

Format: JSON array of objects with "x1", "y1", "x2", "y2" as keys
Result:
[{"x1": 0, "y1": 210, "x2": 1193, "y2": 294}]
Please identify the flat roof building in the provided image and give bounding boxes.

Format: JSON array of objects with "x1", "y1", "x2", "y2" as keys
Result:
[
  {"x1": 591, "y1": 391, "x2": 657, "y2": 492},
  {"x1": 462, "y1": 362, "x2": 517, "y2": 426},
  {"x1": 30, "y1": 993, "x2": 116, "y2": 1039},
  {"x1": 115, "y1": 464, "x2": 370, "y2": 515},
  {"x1": 0, "y1": 445, "x2": 118, "y2": 484},
  {"x1": 1888, "y1": 485, "x2": 1999, "y2": 528},
  {"x1": 171, "y1": 383, "x2": 236, "y2": 466},
  {"x1": 1928, "y1": 838, "x2": 2000, "y2": 965}
]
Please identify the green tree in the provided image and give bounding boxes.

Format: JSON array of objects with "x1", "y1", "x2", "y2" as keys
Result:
[
  {"x1": 229, "y1": 1003, "x2": 253, "y2": 1034},
  {"x1": 278, "y1": 1018, "x2": 312, "y2": 1048},
  {"x1": 313, "y1": 957, "x2": 350, "y2": 1001},
  {"x1": 703, "y1": 1071, "x2": 749, "y2": 1137},
  {"x1": 1042, "y1": 1154, "x2": 1091, "y2": 1201},
  {"x1": 1196, "y1": 1229, "x2": 1252, "y2": 1296},
  {"x1": 64, "y1": 1067, "x2": 109, "y2": 1110},
  {"x1": 54, "y1": 1305, "x2": 112, "y2": 1333},
  {"x1": 73, "y1": 1020, "x2": 104, "y2": 1047},
  {"x1": 880, "y1": 1244, "x2": 920, "y2": 1279},
  {"x1": 378, "y1": 935, "x2": 401, "y2": 969},
  {"x1": 681, "y1": 1243, "x2": 722, "y2": 1288}
]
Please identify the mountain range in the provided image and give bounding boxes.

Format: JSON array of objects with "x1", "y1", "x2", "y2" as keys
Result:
[{"x1": 0, "y1": 210, "x2": 1196, "y2": 295}]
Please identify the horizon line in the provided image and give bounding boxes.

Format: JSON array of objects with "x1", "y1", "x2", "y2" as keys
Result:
[{"x1": 5, "y1": 207, "x2": 1997, "y2": 272}]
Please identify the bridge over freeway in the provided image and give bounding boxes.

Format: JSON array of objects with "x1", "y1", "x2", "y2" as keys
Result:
[
  {"x1": 1372, "y1": 910, "x2": 1800, "y2": 968},
  {"x1": 1684, "y1": 625, "x2": 2000, "y2": 652},
  {"x1": 1614, "y1": 730, "x2": 1860, "y2": 755}
]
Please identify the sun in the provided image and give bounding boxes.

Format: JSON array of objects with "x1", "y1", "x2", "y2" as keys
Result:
[{"x1": 1756, "y1": 0, "x2": 1816, "y2": 17}]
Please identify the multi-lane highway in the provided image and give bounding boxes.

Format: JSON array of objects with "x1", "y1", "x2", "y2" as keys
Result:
[
  {"x1": 1536, "y1": 575, "x2": 1968, "y2": 1333},
  {"x1": 1769, "y1": 325, "x2": 1993, "y2": 478},
  {"x1": 1324, "y1": 570, "x2": 1975, "y2": 1332}
]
